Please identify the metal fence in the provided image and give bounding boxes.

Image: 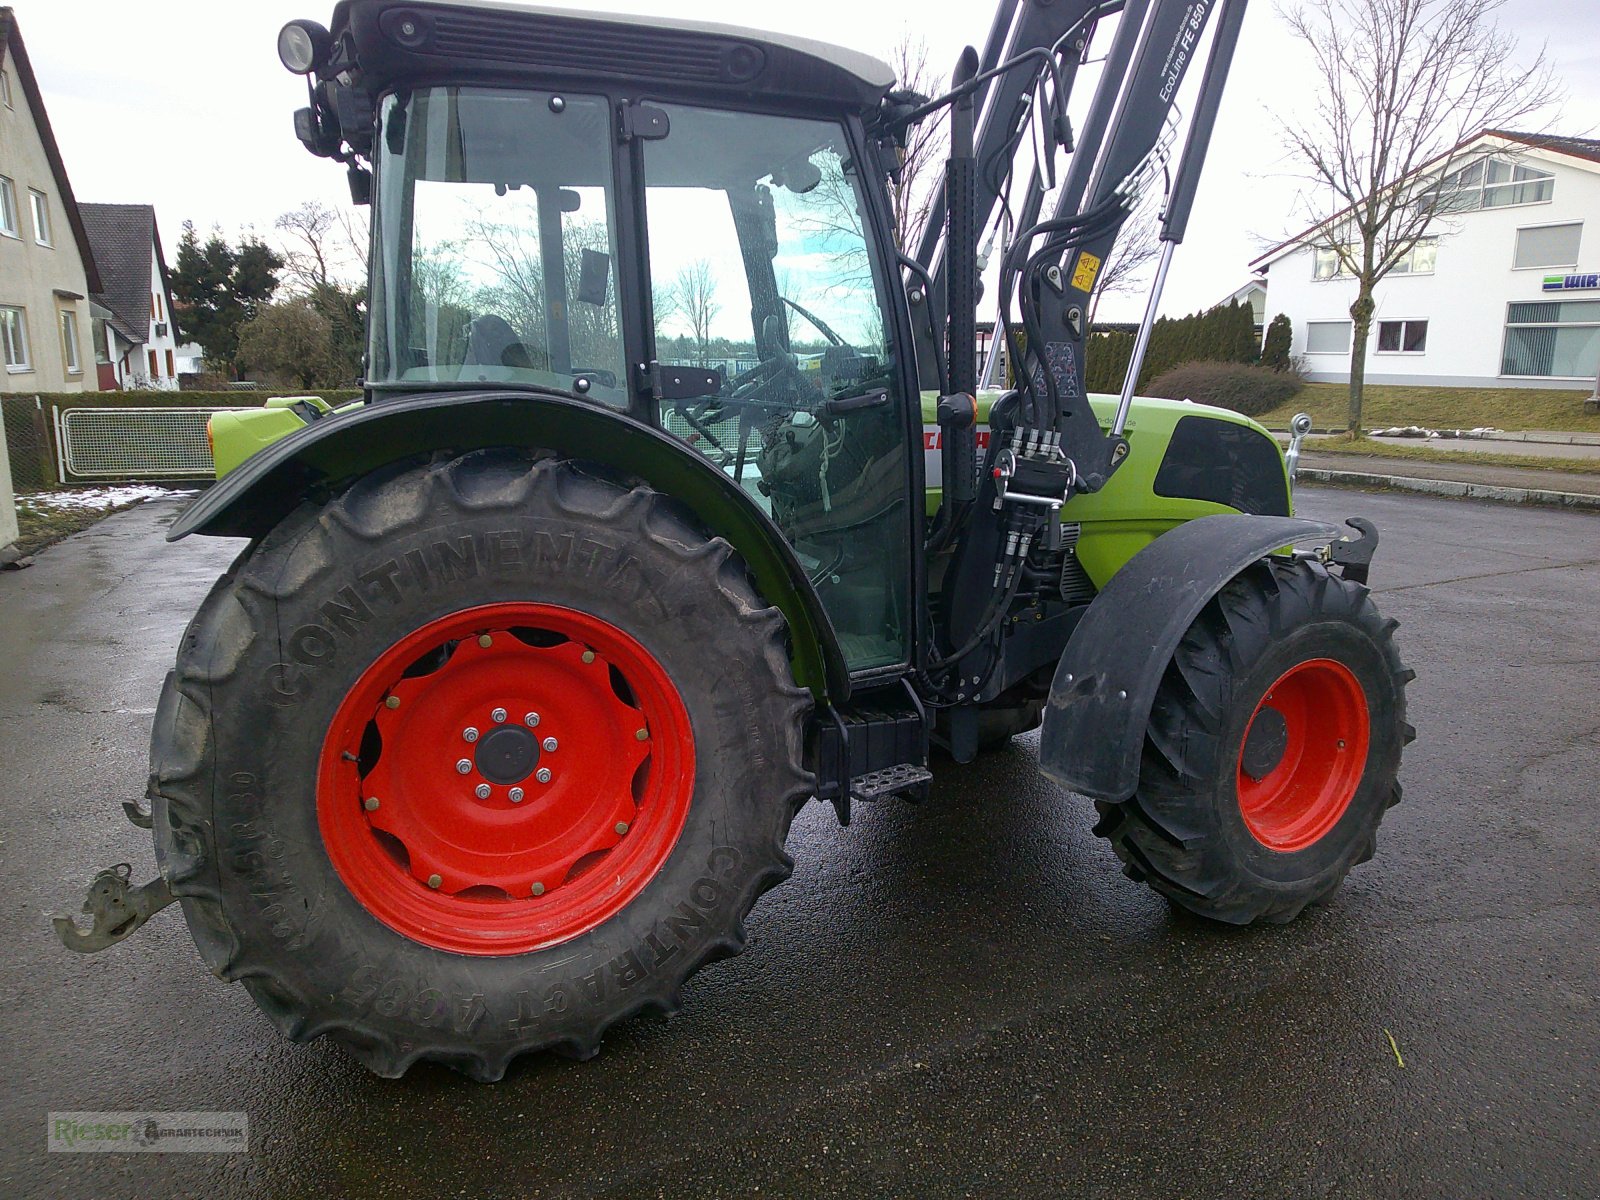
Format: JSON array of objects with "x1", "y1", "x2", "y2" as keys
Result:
[
  {"x1": 1, "y1": 395, "x2": 59, "y2": 490},
  {"x1": 56, "y1": 407, "x2": 231, "y2": 480}
]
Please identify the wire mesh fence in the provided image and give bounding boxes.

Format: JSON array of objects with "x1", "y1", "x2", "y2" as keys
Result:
[
  {"x1": 57, "y1": 407, "x2": 224, "y2": 478},
  {"x1": 2, "y1": 395, "x2": 61, "y2": 491}
]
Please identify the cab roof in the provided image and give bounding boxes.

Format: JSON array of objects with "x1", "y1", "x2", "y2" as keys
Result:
[{"x1": 332, "y1": 0, "x2": 897, "y2": 112}]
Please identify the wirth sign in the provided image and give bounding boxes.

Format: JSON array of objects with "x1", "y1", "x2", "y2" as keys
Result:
[{"x1": 1542, "y1": 273, "x2": 1600, "y2": 292}]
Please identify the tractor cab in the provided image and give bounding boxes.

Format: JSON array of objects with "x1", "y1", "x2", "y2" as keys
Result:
[{"x1": 315, "y1": 0, "x2": 919, "y2": 672}]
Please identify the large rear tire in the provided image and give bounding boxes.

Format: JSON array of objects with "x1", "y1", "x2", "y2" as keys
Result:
[
  {"x1": 1092, "y1": 557, "x2": 1412, "y2": 925},
  {"x1": 148, "y1": 451, "x2": 811, "y2": 1078}
]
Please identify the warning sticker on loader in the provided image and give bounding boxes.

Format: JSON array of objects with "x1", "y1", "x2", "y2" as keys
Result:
[{"x1": 1070, "y1": 251, "x2": 1101, "y2": 293}]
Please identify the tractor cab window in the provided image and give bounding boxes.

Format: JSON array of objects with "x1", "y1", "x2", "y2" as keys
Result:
[
  {"x1": 370, "y1": 88, "x2": 628, "y2": 405},
  {"x1": 642, "y1": 106, "x2": 911, "y2": 671}
]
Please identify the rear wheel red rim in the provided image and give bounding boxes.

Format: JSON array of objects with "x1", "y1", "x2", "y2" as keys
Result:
[
  {"x1": 317, "y1": 603, "x2": 694, "y2": 955},
  {"x1": 1236, "y1": 658, "x2": 1369, "y2": 852}
]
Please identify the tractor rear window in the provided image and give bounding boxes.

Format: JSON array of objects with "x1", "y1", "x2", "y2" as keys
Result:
[{"x1": 368, "y1": 87, "x2": 628, "y2": 405}]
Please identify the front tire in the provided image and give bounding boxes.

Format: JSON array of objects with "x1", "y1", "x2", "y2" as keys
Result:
[
  {"x1": 1093, "y1": 558, "x2": 1412, "y2": 925},
  {"x1": 148, "y1": 451, "x2": 811, "y2": 1078}
]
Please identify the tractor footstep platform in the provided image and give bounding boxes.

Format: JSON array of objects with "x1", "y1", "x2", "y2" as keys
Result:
[{"x1": 850, "y1": 764, "x2": 933, "y2": 802}]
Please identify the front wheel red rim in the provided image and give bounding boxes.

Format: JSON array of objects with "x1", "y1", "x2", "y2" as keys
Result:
[
  {"x1": 1236, "y1": 658, "x2": 1370, "y2": 852},
  {"x1": 317, "y1": 603, "x2": 695, "y2": 955}
]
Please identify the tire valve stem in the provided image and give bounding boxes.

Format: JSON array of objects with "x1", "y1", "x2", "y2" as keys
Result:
[
  {"x1": 426, "y1": 874, "x2": 442, "y2": 889},
  {"x1": 531, "y1": 882, "x2": 545, "y2": 896},
  {"x1": 363, "y1": 796, "x2": 380, "y2": 811},
  {"x1": 385, "y1": 696, "x2": 400, "y2": 709}
]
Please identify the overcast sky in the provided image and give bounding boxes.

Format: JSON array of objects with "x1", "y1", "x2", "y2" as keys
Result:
[{"x1": 13, "y1": 0, "x2": 1597, "y2": 320}]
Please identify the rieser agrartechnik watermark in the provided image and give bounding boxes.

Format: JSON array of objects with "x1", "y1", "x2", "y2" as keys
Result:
[{"x1": 47, "y1": 1112, "x2": 248, "y2": 1153}]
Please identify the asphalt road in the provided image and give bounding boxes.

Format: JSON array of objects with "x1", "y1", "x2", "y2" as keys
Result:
[{"x1": 2, "y1": 486, "x2": 1596, "y2": 1198}]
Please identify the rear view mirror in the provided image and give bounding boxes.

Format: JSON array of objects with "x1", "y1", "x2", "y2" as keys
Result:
[
  {"x1": 576, "y1": 249, "x2": 611, "y2": 306},
  {"x1": 558, "y1": 188, "x2": 582, "y2": 213}
]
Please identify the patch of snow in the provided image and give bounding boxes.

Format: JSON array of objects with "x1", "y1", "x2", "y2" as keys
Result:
[{"x1": 17, "y1": 485, "x2": 198, "y2": 512}]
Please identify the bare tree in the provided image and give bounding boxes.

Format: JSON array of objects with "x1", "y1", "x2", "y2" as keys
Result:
[
  {"x1": 674, "y1": 260, "x2": 720, "y2": 366},
  {"x1": 275, "y1": 200, "x2": 369, "y2": 292},
  {"x1": 1087, "y1": 194, "x2": 1162, "y2": 324},
  {"x1": 1278, "y1": 0, "x2": 1560, "y2": 432},
  {"x1": 885, "y1": 33, "x2": 949, "y2": 254}
]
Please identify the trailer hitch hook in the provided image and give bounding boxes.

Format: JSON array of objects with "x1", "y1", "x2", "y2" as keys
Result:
[{"x1": 52, "y1": 863, "x2": 176, "y2": 954}]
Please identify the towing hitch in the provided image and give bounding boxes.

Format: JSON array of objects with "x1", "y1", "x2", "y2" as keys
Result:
[{"x1": 52, "y1": 863, "x2": 175, "y2": 954}]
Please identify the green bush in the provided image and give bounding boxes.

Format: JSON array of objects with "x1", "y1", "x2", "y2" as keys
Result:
[
  {"x1": 1261, "y1": 313, "x2": 1293, "y2": 372},
  {"x1": 1146, "y1": 360, "x2": 1304, "y2": 418}
]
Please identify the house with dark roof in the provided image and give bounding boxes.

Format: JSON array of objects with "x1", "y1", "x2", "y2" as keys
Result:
[
  {"x1": 0, "y1": 7, "x2": 101, "y2": 396},
  {"x1": 1, "y1": 7, "x2": 104, "y2": 559},
  {"x1": 80, "y1": 202, "x2": 181, "y2": 390},
  {"x1": 1249, "y1": 130, "x2": 1600, "y2": 391}
]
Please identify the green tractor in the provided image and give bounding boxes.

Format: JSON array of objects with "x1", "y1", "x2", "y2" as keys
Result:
[{"x1": 57, "y1": 0, "x2": 1410, "y2": 1080}]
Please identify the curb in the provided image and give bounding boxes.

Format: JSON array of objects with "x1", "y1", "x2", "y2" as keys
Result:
[{"x1": 1299, "y1": 467, "x2": 1600, "y2": 512}]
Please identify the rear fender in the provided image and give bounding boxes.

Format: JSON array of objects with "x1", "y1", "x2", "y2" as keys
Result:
[
  {"x1": 173, "y1": 390, "x2": 847, "y2": 700},
  {"x1": 1038, "y1": 514, "x2": 1342, "y2": 801}
]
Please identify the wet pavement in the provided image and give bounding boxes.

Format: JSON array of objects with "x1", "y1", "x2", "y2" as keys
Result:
[{"x1": 1, "y1": 487, "x2": 1596, "y2": 1198}]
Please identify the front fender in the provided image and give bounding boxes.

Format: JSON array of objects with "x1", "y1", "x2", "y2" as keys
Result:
[
  {"x1": 1038, "y1": 514, "x2": 1342, "y2": 802},
  {"x1": 173, "y1": 390, "x2": 847, "y2": 700}
]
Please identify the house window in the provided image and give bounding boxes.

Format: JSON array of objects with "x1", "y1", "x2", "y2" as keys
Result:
[
  {"x1": 148, "y1": 348, "x2": 160, "y2": 378},
  {"x1": 1425, "y1": 156, "x2": 1554, "y2": 213},
  {"x1": 1377, "y1": 319, "x2": 1428, "y2": 353},
  {"x1": 1, "y1": 68, "x2": 11, "y2": 108},
  {"x1": 0, "y1": 176, "x2": 17, "y2": 237},
  {"x1": 60, "y1": 309, "x2": 81, "y2": 373},
  {"x1": 165, "y1": 348, "x2": 175, "y2": 377},
  {"x1": 1312, "y1": 246, "x2": 1350, "y2": 280},
  {"x1": 2, "y1": 306, "x2": 30, "y2": 371},
  {"x1": 1502, "y1": 299, "x2": 1600, "y2": 379},
  {"x1": 1513, "y1": 222, "x2": 1582, "y2": 271},
  {"x1": 1388, "y1": 238, "x2": 1438, "y2": 275},
  {"x1": 29, "y1": 189, "x2": 51, "y2": 246},
  {"x1": 1306, "y1": 320, "x2": 1353, "y2": 354},
  {"x1": 92, "y1": 317, "x2": 110, "y2": 363}
]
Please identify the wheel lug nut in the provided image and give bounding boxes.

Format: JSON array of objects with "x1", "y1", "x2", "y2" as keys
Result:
[
  {"x1": 478, "y1": 634, "x2": 493, "y2": 648},
  {"x1": 385, "y1": 696, "x2": 400, "y2": 709},
  {"x1": 427, "y1": 874, "x2": 442, "y2": 889},
  {"x1": 615, "y1": 821, "x2": 630, "y2": 836},
  {"x1": 475, "y1": 784, "x2": 491, "y2": 800},
  {"x1": 456, "y1": 758, "x2": 472, "y2": 774},
  {"x1": 542, "y1": 736, "x2": 558, "y2": 752},
  {"x1": 463, "y1": 726, "x2": 480, "y2": 743},
  {"x1": 363, "y1": 796, "x2": 380, "y2": 812},
  {"x1": 509, "y1": 787, "x2": 524, "y2": 803},
  {"x1": 581, "y1": 650, "x2": 596, "y2": 664},
  {"x1": 491, "y1": 707, "x2": 507, "y2": 723},
  {"x1": 531, "y1": 882, "x2": 545, "y2": 896},
  {"x1": 524, "y1": 712, "x2": 540, "y2": 727},
  {"x1": 536, "y1": 767, "x2": 552, "y2": 784}
]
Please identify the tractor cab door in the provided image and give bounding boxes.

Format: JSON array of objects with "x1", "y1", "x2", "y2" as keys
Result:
[{"x1": 638, "y1": 104, "x2": 913, "y2": 673}]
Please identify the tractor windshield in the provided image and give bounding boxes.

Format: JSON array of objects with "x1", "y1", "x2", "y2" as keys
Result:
[{"x1": 369, "y1": 87, "x2": 629, "y2": 406}]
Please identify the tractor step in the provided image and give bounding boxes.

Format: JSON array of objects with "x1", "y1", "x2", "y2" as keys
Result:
[{"x1": 850, "y1": 763, "x2": 934, "y2": 802}]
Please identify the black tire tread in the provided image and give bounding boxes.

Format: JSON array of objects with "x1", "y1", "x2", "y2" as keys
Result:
[
  {"x1": 1094, "y1": 557, "x2": 1410, "y2": 926},
  {"x1": 149, "y1": 452, "x2": 812, "y2": 1079}
]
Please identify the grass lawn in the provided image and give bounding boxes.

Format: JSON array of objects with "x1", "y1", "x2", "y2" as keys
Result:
[
  {"x1": 1257, "y1": 382, "x2": 1600, "y2": 434},
  {"x1": 1296, "y1": 434, "x2": 1600, "y2": 476}
]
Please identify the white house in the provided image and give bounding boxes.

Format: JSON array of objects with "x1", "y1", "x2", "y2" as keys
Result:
[
  {"x1": 79, "y1": 202, "x2": 181, "y2": 390},
  {"x1": 1251, "y1": 131, "x2": 1600, "y2": 391},
  {"x1": 1213, "y1": 279, "x2": 1267, "y2": 341}
]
